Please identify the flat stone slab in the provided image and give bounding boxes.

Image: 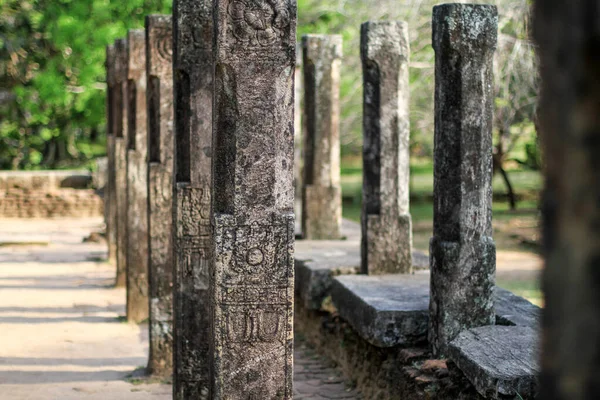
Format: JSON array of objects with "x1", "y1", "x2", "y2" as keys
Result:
[
  {"x1": 330, "y1": 273, "x2": 430, "y2": 347},
  {"x1": 448, "y1": 325, "x2": 539, "y2": 399},
  {"x1": 494, "y1": 287, "x2": 540, "y2": 328},
  {"x1": 295, "y1": 218, "x2": 429, "y2": 310},
  {"x1": 330, "y1": 274, "x2": 540, "y2": 347},
  {"x1": 295, "y1": 241, "x2": 361, "y2": 310}
]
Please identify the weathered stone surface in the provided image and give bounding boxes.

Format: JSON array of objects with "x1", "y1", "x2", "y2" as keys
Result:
[
  {"x1": 301, "y1": 34, "x2": 342, "y2": 240},
  {"x1": 429, "y1": 4, "x2": 498, "y2": 357},
  {"x1": 172, "y1": 0, "x2": 213, "y2": 397},
  {"x1": 534, "y1": 3, "x2": 600, "y2": 398},
  {"x1": 124, "y1": 29, "x2": 149, "y2": 324},
  {"x1": 105, "y1": 44, "x2": 118, "y2": 266},
  {"x1": 448, "y1": 326, "x2": 539, "y2": 399},
  {"x1": 361, "y1": 21, "x2": 412, "y2": 275},
  {"x1": 331, "y1": 274, "x2": 539, "y2": 348},
  {"x1": 295, "y1": 219, "x2": 429, "y2": 310},
  {"x1": 494, "y1": 287, "x2": 539, "y2": 328},
  {"x1": 113, "y1": 38, "x2": 128, "y2": 288},
  {"x1": 210, "y1": 0, "x2": 297, "y2": 397},
  {"x1": 145, "y1": 15, "x2": 174, "y2": 376},
  {"x1": 295, "y1": 240, "x2": 360, "y2": 311},
  {"x1": 331, "y1": 274, "x2": 430, "y2": 347}
]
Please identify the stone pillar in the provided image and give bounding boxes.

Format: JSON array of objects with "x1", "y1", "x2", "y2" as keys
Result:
[
  {"x1": 105, "y1": 44, "x2": 118, "y2": 266},
  {"x1": 125, "y1": 30, "x2": 149, "y2": 323},
  {"x1": 210, "y1": 0, "x2": 296, "y2": 397},
  {"x1": 360, "y1": 21, "x2": 413, "y2": 275},
  {"x1": 534, "y1": 2, "x2": 600, "y2": 398},
  {"x1": 114, "y1": 38, "x2": 128, "y2": 288},
  {"x1": 301, "y1": 34, "x2": 342, "y2": 240},
  {"x1": 429, "y1": 4, "x2": 498, "y2": 357},
  {"x1": 294, "y1": 43, "x2": 303, "y2": 229},
  {"x1": 172, "y1": 0, "x2": 212, "y2": 397},
  {"x1": 146, "y1": 15, "x2": 174, "y2": 377}
]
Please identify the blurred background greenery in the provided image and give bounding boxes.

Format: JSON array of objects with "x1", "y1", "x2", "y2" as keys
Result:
[
  {"x1": 0, "y1": 0, "x2": 541, "y2": 303},
  {"x1": 1, "y1": 0, "x2": 537, "y2": 173}
]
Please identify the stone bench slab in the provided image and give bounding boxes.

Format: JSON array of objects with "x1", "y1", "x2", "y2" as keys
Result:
[
  {"x1": 448, "y1": 325, "x2": 539, "y2": 399},
  {"x1": 330, "y1": 274, "x2": 540, "y2": 347},
  {"x1": 295, "y1": 244, "x2": 429, "y2": 310}
]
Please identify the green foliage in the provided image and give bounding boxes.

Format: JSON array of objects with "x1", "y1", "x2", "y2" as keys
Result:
[
  {"x1": 298, "y1": 0, "x2": 539, "y2": 161},
  {"x1": 0, "y1": 0, "x2": 171, "y2": 170},
  {"x1": 1, "y1": 0, "x2": 540, "y2": 170}
]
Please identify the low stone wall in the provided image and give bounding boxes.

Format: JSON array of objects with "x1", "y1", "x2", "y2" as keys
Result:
[
  {"x1": 295, "y1": 300, "x2": 485, "y2": 400},
  {"x1": 0, "y1": 170, "x2": 103, "y2": 218},
  {"x1": 0, "y1": 170, "x2": 93, "y2": 191}
]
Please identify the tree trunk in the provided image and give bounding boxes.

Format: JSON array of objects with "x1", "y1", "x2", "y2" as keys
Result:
[{"x1": 493, "y1": 131, "x2": 517, "y2": 210}]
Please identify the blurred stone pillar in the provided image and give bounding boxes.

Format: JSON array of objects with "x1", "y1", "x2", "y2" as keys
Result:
[
  {"x1": 114, "y1": 38, "x2": 128, "y2": 288},
  {"x1": 294, "y1": 42, "x2": 303, "y2": 232},
  {"x1": 360, "y1": 21, "x2": 413, "y2": 275},
  {"x1": 173, "y1": 0, "x2": 213, "y2": 396},
  {"x1": 301, "y1": 34, "x2": 343, "y2": 240},
  {"x1": 125, "y1": 29, "x2": 149, "y2": 324},
  {"x1": 535, "y1": 1, "x2": 600, "y2": 398},
  {"x1": 146, "y1": 15, "x2": 174, "y2": 376},
  {"x1": 105, "y1": 44, "x2": 118, "y2": 266}
]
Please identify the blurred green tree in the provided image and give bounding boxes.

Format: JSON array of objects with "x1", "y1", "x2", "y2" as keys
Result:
[
  {"x1": 1, "y1": 0, "x2": 539, "y2": 179},
  {"x1": 0, "y1": 0, "x2": 171, "y2": 169}
]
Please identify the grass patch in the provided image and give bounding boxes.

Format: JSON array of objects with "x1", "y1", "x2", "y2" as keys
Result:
[
  {"x1": 341, "y1": 161, "x2": 542, "y2": 202},
  {"x1": 497, "y1": 279, "x2": 543, "y2": 307}
]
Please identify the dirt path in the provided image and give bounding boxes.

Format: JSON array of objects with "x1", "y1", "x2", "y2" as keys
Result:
[
  {"x1": 0, "y1": 218, "x2": 170, "y2": 399},
  {"x1": 0, "y1": 218, "x2": 361, "y2": 400}
]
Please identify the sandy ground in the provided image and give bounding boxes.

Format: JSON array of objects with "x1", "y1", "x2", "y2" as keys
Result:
[
  {"x1": 0, "y1": 217, "x2": 542, "y2": 400},
  {"x1": 0, "y1": 218, "x2": 171, "y2": 400}
]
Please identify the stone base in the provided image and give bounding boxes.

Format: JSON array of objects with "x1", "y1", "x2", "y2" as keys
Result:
[
  {"x1": 429, "y1": 236, "x2": 496, "y2": 355},
  {"x1": 448, "y1": 326, "x2": 539, "y2": 399},
  {"x1": 363, "y1": 213, "x2": 413, "y2": 274},
  {"x1": 330, "y1": 273, "x2": 540, "y2": 348},
  {"x1": 211, "y1": 213, "x2": 294, "y2": 399},
  {"x1": 303, "y1": 184, "x2": 342, "y2": 240}
]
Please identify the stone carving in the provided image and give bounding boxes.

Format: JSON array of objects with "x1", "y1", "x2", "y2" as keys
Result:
[
  {"x1": 125, "y1": 29, "x2": 149, "y2": 324},
  {"x1": 114, "y1": 38, "x2": 128, "y2": 288},
  {"x1": 429, "y1": 4, "x2": 498, "y2": 357},
  {"x1": 146, "y1": 15, "x2": 174, "y2": 377},
  {"x1": 301, "y1": 34, "x2": 343, "y2": 240},
  {"x1": 212, "y1": 215, "x2": 294, "y2": 398},
  {"x1": 174, "y1": 186, "x2": 211, "y2": 399},
  {"x1": 227, "y1": 0, "x2": 291, "y2": 46},
  {"x1": 360, "y1": 21, "x2": 413, "y2": 274},
  {"x1": 173, "y1": 0, "x2": 214, "y2": 397},
  {"x1": 210, "y1": 0, "x2": 296, "y2": 396}
]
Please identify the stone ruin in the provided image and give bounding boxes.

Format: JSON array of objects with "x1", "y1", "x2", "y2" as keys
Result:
[{"x1": 103, "y1": 2, "x2": 541, "y2": 399}]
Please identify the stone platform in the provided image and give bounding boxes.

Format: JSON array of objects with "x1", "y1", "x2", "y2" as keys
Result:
[
  {"x1": 295, "y1": 219, "x2": 429, "y2": 310},
  {"x1": 449, "y1": 325, "x2": 539, "y2": 399},
  {"x1": 330, "y1": 274, "x2": 539, "y2": 348},
  {"x1": 329, "y1": 273, "x2": 540, "y2": 399}
]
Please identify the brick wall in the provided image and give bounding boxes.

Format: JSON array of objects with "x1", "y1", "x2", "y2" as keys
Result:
[{"x1": 0, "y1": 170, "x2": 104, "y2": 218}]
